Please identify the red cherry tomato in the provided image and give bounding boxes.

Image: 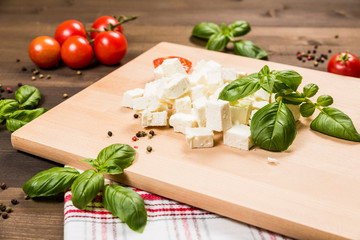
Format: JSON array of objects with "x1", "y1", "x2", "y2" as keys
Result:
[
  {"x1": 28, "y1": 36, "x2": 61, "y2": 68},
  {"x1": 54, "y1": 20, "x2": 87, "y2": 46},
  {"x1": 327, "y1": 51, "x2": 360, "y2": 78},
  {"x1": 153, "y1": 56, "x2": 192, "y2": 73},
  {"x1": 93, "y1": 31, "x2": 127, "y2": 65},
  {"x1": 61, "y1": 36, "x2": 93, "y2": 69},
  {"x1": 90, "y1": 16, "x2": 123, "y2": 40}
]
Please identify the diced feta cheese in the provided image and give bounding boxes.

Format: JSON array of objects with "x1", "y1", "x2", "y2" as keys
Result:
[
  {"x1": 206, "y1": 70, "x2": 224, "y2": 95},
  {"x1": 189, "y1": 71, "x2": 207, "y2": 86},
  {"x1": 252, "y1": 100, "x2": 269, "y2": 110},
  {"x1": 174, "y1": 96, "x2": 192, "y2": 114},
  {"x1": 222, "y1": 68, "x2": 237, "y2": 83},
  {"x1": 267, "y1": 157, "x2": 279, "y2": 165},
  {"x1": 154, "y1": 65, "x2": 164, "y2": 80},
  {"x1": 236, "y1": 71, "x2": 247, "y2": 79},
  {"x1": 206, "y1": 60, "x2": 222, "y2": 72},
  {"x1": 122, "y1": 88, "x2": 144, "y2": 108},
  {"x1": 223, "y1": 125, "x2": 253, "y2": 150},
  {"x1": 133, "y1": 96, "x2": 168, "y2": 112},
  {"x1": 185, "y1": 127, "x2": 214, "y2": 148},
  {"x1": 193, "y1": 59, "x2": 208, "y2": 73},
  {"x1": 229, "y1": 99, "x2": 252, "y2": 125},
  {"x1": 169, "y1": 113, "x2": 198, "y2": 134},
  {"x1": 192, "y1": 97, "x2": 207, "y2": 127},
  {"x1": 162, "y1": 73, "x2": 191, "y2": 99},
  {"x1": 190, "y1": 84, "x2": 205, "y2": 101},
  {"x1": 161, "y1": 58, "x2": 186, "y2": 77},
  {"x1": 250, "y1": 109, "x2": 258, "y2": 119},
  {"x1": 286, "y1": 104, "x2": 300, "y2": 121},
  {"x1": 254, "y1": 88, "x2": 270, "y2": 102},
  {"x1": 206, "y1": 100, "x2": 232, "y2": 132},
  {"x1": 144, "y1": 79, "x2": 166, "y2": 98},
  {"x1": 141, "y1": 110, "x2": 168, "y2": 127}
]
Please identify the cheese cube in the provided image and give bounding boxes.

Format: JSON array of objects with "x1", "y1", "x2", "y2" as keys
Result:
[
  {"x1": 154, "y1": 65, "x2": 164, "y2": 80},
  {"x1": 169, "y1": 113, "x2": 198, "y2": 133},
  {"x1": 222, "y1": 68, "x2": 237, "y2": 83},
  {"x1": 252, "y1": 100, "x2": 269, "y2": 110},
  {"x1": 250, "y1": 109, "x2": 258, "y2": 119},
  {"x1": 192, "y1": 97, "x2": 207, "y2": 127},
  {"x1": 236, "y1": 71, "x2": 247, "y2": 79},
  {"x1": 193, "y1": 59, "x2": 208, "y2": 73},
  {"x1": 174, "y1": 96, "x2": 192, "y2": 114},
  {"x1": 144, "y1": 78, "x2": 167, "y2": 98},
  {"x1": 162, "y1": 74, "x2": 191, "y2": 99},
  {"x1": 286, "y1": 104, "x2": 300, "y2": 121},
  {"x1": 206, "y1": 70, "x2": 224, "y2": 95},
  {"x1": 206, "y1": 100, "x2": 232, "y2": 132},
  {"x1": 141, "y1": 110, "x2": 168, "y2": 127},
  {"x1": 230, "y1": 99, "x2": 252, "y2": 125},
  {"x1": 223, "y1": 125, "x2": 253, "y2": 150},
  {"x1": 206, "y1": 60, "x2": 222, "y2": 72},
  {"x1": 254, "y1": 88, "x2": 270, "y2": 102},
  {"x1": 190, "y1": 84, "x2": 205, "y2": 101},
  {"x1": 189, "y1": 71, "x2": 207, "y2": 86},
  {"x1": 185, "y1": 128, "x2": 214, "y2": 148},
  {"x1": 122, "y1": 88, "x2": 144, "y2": 108},
  {"x1": 161, "y1": 58, "x2": 186, "y2": 77},
  {"x1": 133, "y1": 96, "x2": 168, "y2": 112}
]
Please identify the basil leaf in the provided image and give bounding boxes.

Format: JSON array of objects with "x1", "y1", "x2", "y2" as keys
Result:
[
  {"x1": 300, "y1": 103, "x2": 315, "y2": 117},
  {"x1": 220, "y1": 23, "x2": 234, "y2": 40},
  {"x1": 23, "y1": 167, "x2": 80, "y2": 198},
  {"x1": 303, "y1": 83, "x2": 319, "y2": 98},
  {"x1": 228, "y1": 20, "x2": 251, "y2": 37},
  {"x1": 6, "y1": 108, "x2": 48, "y2": 132},
  {"x1": 96, "y1": 144, "x2": 136, "y2": 175},
  {"x1": 81, "y1": 158, "x2": 100, "y2": 169},
  {"x1": 258, "y1": 65, "x2": 275, "y2": 93},
  {"x1": 206, "y1": 32, "x2": 230, "y2": 51},
  {"x1": 274, "y1": 70, "x2": 302, "y2": 91},
  {"x1": 317, "y1": 94, "x2": 333, "y2": 107},
  {"x1": 71, "y1": 169, "x2": 104, "y2": 210},
  {"x1": 15, "y1": 85, "x2": 41, "y2": 109},
  {"x1": 233, "y1": 40, "x2": 268, "y2": 59},
  {"x1": 192, "y1": 22, "x2": 220, "y2": 39},
  {"x1": 250, "y1": 101, "x2": 297, "y2": 151},
  {"x1": 103, "y1": 185, "x2": 147, "y2": 233},
  {"x1": 0, "y1": 99, "x2": 19, "y2": 123},
  {"x1": 310, "y1": 107, "x2": 360, "y2": 142},
  {"x1": 218, "y1": 73, "x2": 260, "y2": 101},
  {"x1": 282, "y1": 93, "x2": 306, "y2": 105}
]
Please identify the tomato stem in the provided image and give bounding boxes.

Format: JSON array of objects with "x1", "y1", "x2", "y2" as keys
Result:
[{"x1": 336, "y1": 50, "x2": 350, "y2": 66}]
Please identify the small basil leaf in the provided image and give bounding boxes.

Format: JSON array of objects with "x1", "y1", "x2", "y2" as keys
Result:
[
  {"x1": 258, "y1": 65, "x2": 275, "y2": 93},
  {"x1": 282, "y1": 93, "x2": 306, "y2": 105},
  {"x1": 220, "y1": 23, "x2": 234, "y2": 40},
  {"x1": 71, "y1": 170, "x2": 104, "y2": 210},
  {"x1": 218, "y1": 73, "x2": 260, "y2": 101},
  {"x1": 103, "y1": 185, "x2": 147, "y2": 233},
  {"x1": 310, "y1": 107, "x2": 360, "y2": 142},
  {"x1": 300, "y1": 103, "x2": 315, "y2": 117},
  {"x1": 303, "y1": 83, "x2": 319, "y2": 98},
  {"x1": 97, "y1": 144, "x2": 136, "y2": 175},
  {"x1": 228, "y1": 20, "x2": 251, "y2": 37},
  {"x1": 15, "y1": 85, "x2": 41, "y2": 109},
  {"x1": 317, "y1": 95, "x2": 333, "y2": 107},
  {"x1": 250, "y1": 101, "x2": 297, "y2": 152},
  {"x1": 233, "y1": 40, "x2": 268, "y2": 59},
  {"x1": 206, "y1": 32, "x2": 230, "y2": 51},
  {"x1": 0, "y1": 99, "x2": 19, "y2": 123},
  {"x1": 23, "y1": 167, "x2": 80, "y2": 198},
  {"x1": 274, "y1": 70, "x2": 302, "y2": 91},
  {"x1": 192, "y1": 22, "x2": 220, "y2": 39},
  {"x1": 81, "y1": 158, "x2": 101, "y2": 170},
  {"x1": 6, "y1": 108, "x2": 48, "y2": 132}
]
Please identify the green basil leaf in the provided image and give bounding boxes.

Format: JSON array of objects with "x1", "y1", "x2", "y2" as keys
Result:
[
  {"x1": 15, "y1": 85, "x2": 41, "y2": 109},
  {"x1": 103, "y1": 185, "x2": 147, "y2": 233},
  {"x1": 81, "y1": 158, "x2": 100, "y2": 169},
  {"x1": 303, "y1": 83, "x2": 319, "y2": 98},
  {"x1": 250, "y1": 101, "x2": 297, "y2": 151},
  {"x1": 274, "y1": 70, "x2": 302, "y2": 91},
  {"x1": 192, "y1": 22, "x2": 220, "y2": 39},
  {"x1": 282, "y1": 93, "x2": 306, "y2": 105},
  {"x1": 233, "y1": 40, "x2": 268, "y2": 59},
  {"x1": 23, "y1": 167, "x2": 80, "y2": 198},
  {"x1": 96, "y1": 144, "x2": 136, "y2": 175},
  {"x1": 258, "y1": 65, "x2": 276, "y2": 93},
  {"x1": 71, "y1": 169, "x2": 104, "y2": 210},
  {"x1": 300, "y1": 103, "x2": 315, "y2": 117},
  {"x1": 317, "y1": 95, "x2": 333, "y2": 107},
  {"x1": 0, "y1": 99, "x2": 19, "y2": 123},
  {"x1": 310, "y1": 107, "x2": 360, "y2": 142},
  {"x1": 220, "y1": 23, "x2": 234, "y2": 40},
  {"x1": 6, "y1": 108, "x2": 48, "y2": 132},
  {"x1": 206, "y1": 32, "x2": 230, "y2": 51},
  {"x1": 228, "y1": 20, "x2": 251, "y2": 37},
  {"x1": 218, "y1": 73, "x2": 260, "y2": 101}
]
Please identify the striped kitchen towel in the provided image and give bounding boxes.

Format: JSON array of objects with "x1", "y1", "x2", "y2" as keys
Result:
[{"x1": 64, "y1": 182, "x2": 292, "y2": 240}]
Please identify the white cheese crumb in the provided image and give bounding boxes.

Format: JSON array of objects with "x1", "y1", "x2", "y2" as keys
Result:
[{"x1": 267, "y1": 157, "x2": 279, "y2": 165}]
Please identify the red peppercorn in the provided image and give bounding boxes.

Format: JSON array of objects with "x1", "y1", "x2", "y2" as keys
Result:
[
  {"x1": 132, "y1": 136, "x2": 137, "y2": 141},
  {"x1": 307, "y1": 56, "x2": 312, "y2": 60},
  {"x1": 296, "y1": 53, "x2": 302, "y2": 58},
  {"x1": 134, "y1": 146, "x2": 138, "y2": 149}
]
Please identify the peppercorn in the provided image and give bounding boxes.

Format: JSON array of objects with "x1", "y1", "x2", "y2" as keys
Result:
[
  {"x1": 146, "y1": 146, "x2": 152, "y2": 152},
  {"x1": 0, "y1": 205, "x2": 6, "y2": 212},
  {"x1": 76, "y1": 70, "x2": 82, "y2": 75},
  {"x1": 141, "y1": 131, "x2": 147, "y2": 137},
  {"x1": 31, "y1": 76, "x2": 36, "y2": 81},
  {"x1": 133, "y1": 113, "x2": 139, "y2": 119},
  {"x1": 24, "y1": 195, "x2": 30, "y2": 200},
  {"x1": 296, "y1": 53, "x2": 302, "y2": 58},
  {"x1": 134, "y1": 146, "x2": 138, "y2": 149},
  {"x1": 328, "y1": 49, "x2": 332, "y2": 53},
  {"x1": 16, "y1": 59, "x2": 20, "y2": 62},
  {"x1": 307, "y1": 56, "x2": 312, "y2": 61},
  {"x1": 132, "y1": 136, "x2": 137, "y2": 141},
  {"x1": 17, "y1": 82, "x2": 23, "y2": 87},
  {"x1": 136, "y1": 132, "x2": 141, "y2": 138},
  {"x1": 0, "y1": 182, "x2": 6, "y2": 190},
  {"x1": 314, "y1": 45, "x2": 318, "y2": 49},
  {"x1": 6, "y1": 87, "x2": 12, "y2": 93},
  {"x1": 0, "y1": 202, "x2": 3, "y2": 207},
  {"x1": 11, "y1": 199, "x2": 18, "y2": 205},
  {"x1": 46, "y1": 75, "x2": 51, "y2": 79},
  {"x1": 32, "y1": 69, "x2": 39, "y2": 75},
  {"x1": 108, "y1": 131, "x2": 113, "y2": 137},
  {"x1": 0, "y1": 89, "x2": 4, "y2": 93},
  {"x1": 2, "y1": 212, "x2": 8, "y2": 219},
  {"x1": 21, "y1": 67, "x2": 27, "y2": 72},
  {"x1": 5, "y1": 207, "x2": 12, "y2": 213},
  {"x1": 149, "y1": 130, "x2": 155, "y2": 136},
  {"x1": 302, "y1": 59, "x2": 306, "y2": 63},
  {"x1": 323, "y1": 55, "x2": 328, "y2": 60},
  {"x1": 334, "y1": 34, "x2": 339, "y2": 39},
  {"x1": 63, "y1": 93, "x2": 68, "y2": 98},
  {"x1": 314, "y1": 61, "x2": 319, "y2": 67},
  {"x1": 39, "y1": 74, "x2": 44, "y2": 79},
  {"x1": 313, "y1": 50, "x2": 316, "y2": 54}
]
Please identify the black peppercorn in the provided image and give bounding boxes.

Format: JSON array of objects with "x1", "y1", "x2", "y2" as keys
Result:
[
  {"x1": 146, "y1": 146, "x2": 152, "y2": 152},
  {"x1": 16, "y1": 59, "x2": 20, "y2": 62},
  {"x1": 149, "y1": 130, "x2": 155, "y2": 136},
  {"x1": 0, "y1": 182, "x2": 6, "y2": 190},
  {"x1": 2, "y1": 212, "x2": 8, "y2": 219},
  {"x1": 136, "y1": 132, "x2": 141, "y2": 138},
  {"x1": 107, "y1": 131, "x2": 113, "y2": 137},
  {"x1": 141, "y1": 131, "x2": 146, "y2": 137},
  {"x1": 0, "y1": 205, "x2": 6, "y2": 212},
  {"x1": 328, "y1": 49, "x2": 332, "y2": 54},
  {"x1": 133, "y1": 113, "x2": 139, "y2": 119},
  {"x1": 11, "y1": 199, "x2": 18, "y2": 205},
  {"x1": 18, "y1": 82, "x2": 23, "y2": 87},
  {"x1": 21, "y1": 67, "x2": 27, "y2": 72},
  {"x1": 314, "y1": 45, "x2": 318, "y2": 49},
  {"x1": 24, "y1": 195, "x2": 30, "y2": 200}
]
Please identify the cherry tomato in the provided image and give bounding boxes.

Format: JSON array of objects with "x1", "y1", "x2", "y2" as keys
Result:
[
  {"x1": 153, "y1": 56, "x2": 192, "y2": 73},
  {"x1": 90, "y1": 16, "x2": 123, "y2": 40},
  {"x1": 28, "y1": 36, "x2": 61, "y2": 68},
  {"x1": 54, "y1": 20, "x2": 87, "y2": 46},
  {"x1": 61, "y1": 36, "x2": 93, "y2": 69},
  {"x1": 327, "y1": 51, "x2": 360, "y2": 78},
  {"x1": 93, "y1": 31, "x2": 127, "y2": 65}
]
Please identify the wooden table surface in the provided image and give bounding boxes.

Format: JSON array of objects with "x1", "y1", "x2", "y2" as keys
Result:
[{"x1": 0, "y1": 0, "x2": 359, "y2": 239}]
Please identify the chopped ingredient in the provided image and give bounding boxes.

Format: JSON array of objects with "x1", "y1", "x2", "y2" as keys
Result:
[
  {"x1": 146, "y1": 146, "x2": 152, "y2": 152},
  {"x1": 267, "y1": 157, "x2": 279, "y2": 165}
]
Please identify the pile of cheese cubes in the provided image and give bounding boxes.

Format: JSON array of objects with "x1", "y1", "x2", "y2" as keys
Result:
[{"x1": 122, "y1": 58, "x2": 300, "y2": 150}]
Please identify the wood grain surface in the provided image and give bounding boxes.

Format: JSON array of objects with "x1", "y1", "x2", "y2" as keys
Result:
[{"x1": 1, "y1": 0, "x2": 360, "y2": 239}]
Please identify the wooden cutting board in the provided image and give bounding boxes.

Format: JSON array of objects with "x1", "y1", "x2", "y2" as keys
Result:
[{"x1": 11, "y1": 42, "x2": 360, "y2": 240}]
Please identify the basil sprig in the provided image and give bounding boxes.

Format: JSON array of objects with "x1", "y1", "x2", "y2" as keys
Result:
[
  {"x1": 192, "y1": 20, "x2": 267, "y2": 59},
  {"x1": 219, "y1": 65, "x2": 360, "y2": 151},
  {"x1": 0, "y1": 85, "x2": 47, "y2": 131},
  {"x1": 23, "y1": 144, "x2": 146, "y2": 233}
]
